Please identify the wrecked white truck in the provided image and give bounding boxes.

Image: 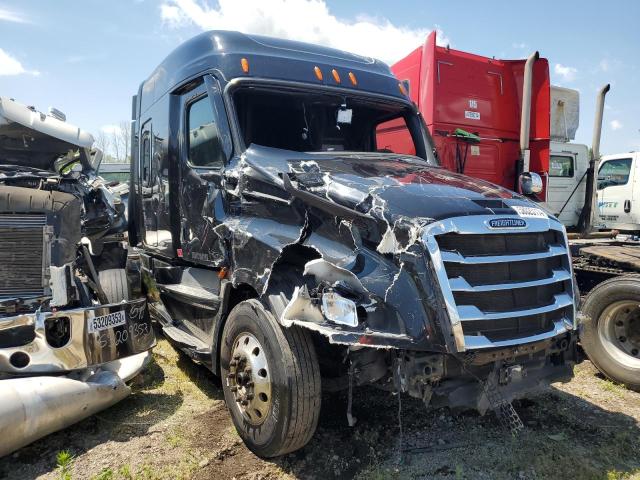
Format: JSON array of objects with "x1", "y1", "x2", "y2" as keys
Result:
[
  {"x1": 0, "y1": 97, "x2": 155, "y2": 457},
  {"x1": 129, "y1": 31, "x2": 578, "y2": 457}
]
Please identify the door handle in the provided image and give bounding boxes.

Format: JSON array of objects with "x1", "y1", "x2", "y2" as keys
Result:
[{"x1": 624, "y1": 199, "x2": 631, "y2": 213}]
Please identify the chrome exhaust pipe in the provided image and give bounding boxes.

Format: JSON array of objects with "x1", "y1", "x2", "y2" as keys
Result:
[
  {"x1": 519, "y1": 50, "x2": 540, "y2": 172},
  {"x1": 0, "y1": 351, "x2": 150, "y2": 457},
  {"x1": 578, "y1": 83, "x2": 610, "y2": 235}
]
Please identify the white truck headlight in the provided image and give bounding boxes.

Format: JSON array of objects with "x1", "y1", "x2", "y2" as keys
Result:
[{"x1": 321, "y1": 290, "x2": 358, "y2": 327}]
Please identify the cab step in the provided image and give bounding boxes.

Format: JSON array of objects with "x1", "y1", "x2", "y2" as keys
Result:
[{"x1": 161, "y1": 325, "x2": 213, "y2": 366}]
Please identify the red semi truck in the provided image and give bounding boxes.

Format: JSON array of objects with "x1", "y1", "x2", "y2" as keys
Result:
[
  {"x1": 379, "y1": 34, "x2": 640, "y2": 391},
  {"x1": 377, "y1": 31, "x2": 550, "y2": 197}
]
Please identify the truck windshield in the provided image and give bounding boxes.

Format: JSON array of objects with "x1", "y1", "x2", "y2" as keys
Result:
[{"x1": 232, "y1": 86, "x2": 438, "y2": 165}]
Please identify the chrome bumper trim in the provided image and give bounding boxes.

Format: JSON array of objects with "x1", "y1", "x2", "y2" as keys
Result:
[{"x1": 0, "y1": 298, "x2": 155, "y2": 374}]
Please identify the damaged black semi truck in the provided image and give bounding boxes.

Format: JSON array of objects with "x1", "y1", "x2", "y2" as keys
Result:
[{"x1": 130, "y1": 31, "x2": 578, "y2": 457}]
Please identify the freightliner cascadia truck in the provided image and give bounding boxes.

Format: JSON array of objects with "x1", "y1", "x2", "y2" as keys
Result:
[{"x1": 129, "y1": 31, "x2": 578, "y2": 457}]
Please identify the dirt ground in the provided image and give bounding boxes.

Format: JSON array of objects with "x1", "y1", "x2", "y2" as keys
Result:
[{"x1": 2, "y1": 336, "x2": 639, "y2": 480}]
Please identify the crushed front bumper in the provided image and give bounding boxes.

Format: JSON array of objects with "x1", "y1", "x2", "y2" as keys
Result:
[{"x1": 0, "y1": 298, "x2": 155, "y2": 375}]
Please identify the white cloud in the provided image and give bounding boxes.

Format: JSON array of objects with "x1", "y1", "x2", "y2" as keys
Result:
[
  {"x1": 0, "y1": 48, "x2": 40, "y2": 76},
  {"x1": 610, "y1": 119, "x2": 623, "y2": 131},
  {"x1": 0, "y1": 7, "x2": 29, "y2": 23},
  {"x1": 512, "y1": 42, "x2": 527, "y2": 49},
  {"x1": 554, "y1": 63, "x2": 577, "y2": 82},
  {"x1": 159, "y1": 0, "x2": 449, "y2": 64}
]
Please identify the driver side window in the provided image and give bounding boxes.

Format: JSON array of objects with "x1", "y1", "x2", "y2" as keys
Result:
[
  {"x1": 187, "y1": 95, "x2": 225, "y2": 169},
  {"x1": 598, "y1": 158, "x2": 632, "y2": 189}
]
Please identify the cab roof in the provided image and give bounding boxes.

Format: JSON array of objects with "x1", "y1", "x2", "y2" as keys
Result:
[{"x1": 139, "y1": 30, "x2": 406, "y2": 113}]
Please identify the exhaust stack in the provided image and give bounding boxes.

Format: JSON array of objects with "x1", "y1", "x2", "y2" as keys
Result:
[
  {"x1": 519, "y1": 51, "x2": 540, "y2": 173},
  {"x1": 579, "y1": 83, "x2": 610, "y2": 235}
]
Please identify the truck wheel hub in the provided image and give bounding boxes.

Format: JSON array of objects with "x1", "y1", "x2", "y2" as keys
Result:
[
  {"x1": 599, "y1": 301, "x2": 640, "y2": 367},
  {"x1": 228, "y1": 333, "x2": 271, "y2": 425}
]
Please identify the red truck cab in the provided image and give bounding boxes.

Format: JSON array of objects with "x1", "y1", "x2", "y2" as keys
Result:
[{"x1": 377, "y1": 31, "x2": 550, "y2": 196}]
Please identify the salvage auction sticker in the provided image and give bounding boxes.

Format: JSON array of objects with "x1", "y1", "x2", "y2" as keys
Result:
[
  {"x1": 464, "y1": 110, "x2": 481, "y2": 120},
  {"x1": 512, "y1": 205, "x2": 548, "y2": 219},
  {"x1": 88, "y1": 310, "x2": 126, "y2": 333}
]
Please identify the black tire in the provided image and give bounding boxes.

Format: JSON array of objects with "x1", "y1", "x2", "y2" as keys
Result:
[
  {"x1": 580, "y1": 275, "x2": 640, "y2": 391},
  {"x1": 98, "y1": 268, "x2": 131, "y2": 303},
  {"x1": 220, "y1": 299, "x2": 321, "y2": 457}
]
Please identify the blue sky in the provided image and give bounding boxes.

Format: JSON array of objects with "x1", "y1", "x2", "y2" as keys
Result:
[{"x1": 1, "y1": 0, "x2": 638, "y2": 156}]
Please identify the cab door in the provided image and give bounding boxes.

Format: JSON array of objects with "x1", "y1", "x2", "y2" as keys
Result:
[
  {"x1": 546, "y1": 144, "x2": 588, "y2": 227},
  {"x1": 177, "y1": 75, "x2": 232, "y2": 266},
  {"x1": 139, "y1": 120, "x2": 158, "y2": 247},
  {"x1": 597, "y1": 156, "x2": 635, "y2": 229}
]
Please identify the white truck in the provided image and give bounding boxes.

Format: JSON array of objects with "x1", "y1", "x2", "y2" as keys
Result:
[
  {"x1": 554, "y1": 85, "x2": 640, "y2": 392},
  {"x1": 546, "y1": 86, "x2": 589, "y2": 229},
  {"x1": 547, "y1": 86, "x2": 639, "y2": 234},
  {"x1": 595, "y1": 152, "x2": 640, "y2": 232}
]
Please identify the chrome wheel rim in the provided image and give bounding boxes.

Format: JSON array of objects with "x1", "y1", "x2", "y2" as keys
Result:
[
  {"x1": 598, "y1": 300, "x2": 640, "y2": 369},
  {"x1": 227, "y1": 332, "x2": 272, "y2": 426}
]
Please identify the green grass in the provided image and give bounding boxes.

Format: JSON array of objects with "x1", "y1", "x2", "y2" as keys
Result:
[
  {"x1": 166, "y1": 429, "x2": 183, "y2": 448},
  {"x1": 91, "y1": 468, "x2": 114, "y2": 480},
  {"x1": 56, "y1": 450, "x2": 74, "y2": 480},
  {"x1": 119, "y1": 465, "x2": 133, "y2": 480},
  {"x1": 601, "y1": 379, "x2": 626, "y2": 398}
]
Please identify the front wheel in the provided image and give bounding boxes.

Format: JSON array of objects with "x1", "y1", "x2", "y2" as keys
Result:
[
  {"x1": 220, "y1": 299, "x2": 321, "y2": 457},
  {"x1": 580, "y1": 275, "x2": 640, "y2": 391}
]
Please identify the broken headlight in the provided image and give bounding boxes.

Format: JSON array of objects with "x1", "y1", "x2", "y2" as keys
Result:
[{"x1": 321, "y1": 290, "x2": 358, "y2": 327}]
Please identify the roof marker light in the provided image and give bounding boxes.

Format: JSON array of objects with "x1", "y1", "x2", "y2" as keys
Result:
[
  {"x1": 241, "y1": 58, "x2": 249, "y2": 73},
  {"x1": 332, "y1": 69, "x2": 341, "y2": 83},
  {"x1": 348, "y1": 72, "x2": 357, "y2": 86},
  {"x1": 314, "y1": 66, "x2": 323, "y2": 81},
  {"x1": 398, "y1": 82, "x2": 408, "y2": 96}
]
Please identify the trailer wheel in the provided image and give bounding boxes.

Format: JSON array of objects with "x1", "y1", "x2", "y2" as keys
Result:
[
  {"x1": 220, "y1": 299, "x2": 321, "y2": 457},
  {"x1": 98, "y1": 268, "x2": 131, "y2": 303},
  {"x1": 581, "y1": 275, "x2": 640, "y2": 391}
]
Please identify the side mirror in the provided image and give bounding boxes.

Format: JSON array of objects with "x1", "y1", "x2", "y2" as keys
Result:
[{"x1": 519, "y1": 172, "x2": 543, "y2": 195}]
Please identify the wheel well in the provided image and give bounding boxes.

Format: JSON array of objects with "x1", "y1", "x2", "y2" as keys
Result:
[
  {"x1": 214, "y1": 244, "x2": 321, "y2": 375},
  {"x1": 214, "y1": 282, "x2": 259, "y2": 375},
  {"x1": 228, "y1": 283, "x2": 259, "y2": 313}
]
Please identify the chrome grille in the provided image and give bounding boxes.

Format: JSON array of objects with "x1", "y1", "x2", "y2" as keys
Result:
[
  {"x1": 423, "y1": 215, "x2": 575, "y2": 351},
  {"x1": 0, "y1": 214, "x2": 48, "y2": 298}
]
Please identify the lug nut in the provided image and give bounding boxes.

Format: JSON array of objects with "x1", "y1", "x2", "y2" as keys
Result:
[
  {"x1": 619, "y1": 336, "x2": 627, "y2": 343},
  {"x1": 616, "y1": 321, "x2": 624, "y2": 327},
  {"x1": 632, "y1": 349, "x2": 639, "y2": 356}
]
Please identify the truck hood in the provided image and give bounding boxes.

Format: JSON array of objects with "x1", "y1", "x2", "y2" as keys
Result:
[
  {"x1": 243, "y1": 145, "x2": 535, "y2": 222},
  {"x1": 0, "y1": 97, "x2": 94, "y2": 172}
]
